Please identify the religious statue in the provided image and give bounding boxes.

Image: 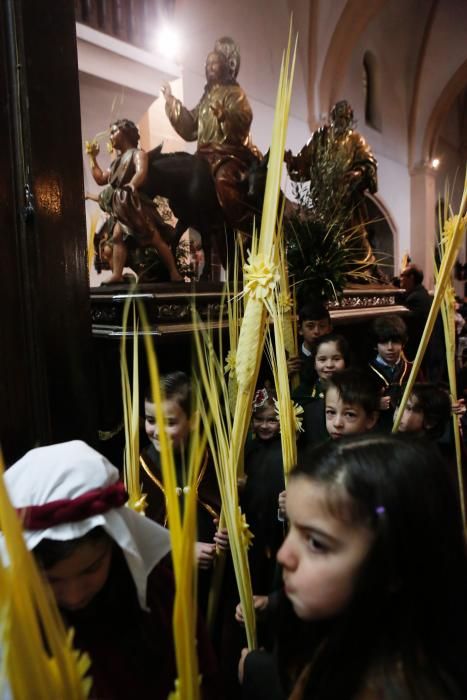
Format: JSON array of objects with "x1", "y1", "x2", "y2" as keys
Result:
[
  {"x1": 161, "y1": 36, "x2": 261, "y2": 232},
  {"x1": 285, "y1": 100, "x2": 378, "y2": 272},
  {"x1": 86, "y1": 119, "x2": 182, "y2": 284}
]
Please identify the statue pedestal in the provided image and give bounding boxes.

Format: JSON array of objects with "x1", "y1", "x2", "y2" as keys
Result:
[
  {"x1": 90, "y1": 281, "x2": 228, "y2": 341},
  {"x1": 90, "y1": 281, "x2": 408, "y2": 339},
  {"x1": 329, "y1": 284, "x2": 408, "y2": 326}
]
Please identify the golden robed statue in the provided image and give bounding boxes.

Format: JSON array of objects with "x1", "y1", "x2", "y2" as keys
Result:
[
  {"x1": 285, "y1": 100, "x2": 378, "y2": 271},
  {"x1": 161, "y1": 36, "x2": 261, "y2": 229}
]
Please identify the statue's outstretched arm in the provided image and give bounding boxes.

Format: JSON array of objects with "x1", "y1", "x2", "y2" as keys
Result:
[
  {"x1": 85, "y1": 141, "x2": 110, "y2": 186},
  {"x1": 162, "y1": 82, "x2": 199, "y2": 142}
]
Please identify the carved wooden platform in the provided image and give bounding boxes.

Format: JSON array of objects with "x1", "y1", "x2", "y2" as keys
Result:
[{"x1": 90, "y1": 281, "x2": 408, "y2": 339}]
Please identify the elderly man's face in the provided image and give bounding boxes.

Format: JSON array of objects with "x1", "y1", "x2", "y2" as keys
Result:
[
  {"x1": 331, "y1": 102, "x2": 353, "y2": 133},
  {"x1": 400, "y1": 269, "x2": 415, "y2": 293}
]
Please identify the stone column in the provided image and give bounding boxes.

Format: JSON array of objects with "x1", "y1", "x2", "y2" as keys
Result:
[{"x1": 410, "y1": 162, "x2": 437, "y2": 289}]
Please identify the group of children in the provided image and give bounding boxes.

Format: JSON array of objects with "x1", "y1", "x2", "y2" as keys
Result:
[
  {"x1": 288, "y1": 302, "x2": 455, "y2": 448},
  {"x1": 2, "y1": 299, "x2": 467, "y2": 698}
]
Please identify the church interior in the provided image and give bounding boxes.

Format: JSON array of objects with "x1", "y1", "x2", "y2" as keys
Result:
[{"x1": 1, "y1": 1, "x2": 467, "y2": 697}]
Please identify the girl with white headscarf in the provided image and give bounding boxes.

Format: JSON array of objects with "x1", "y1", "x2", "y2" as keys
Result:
[{"x1": 3, "y1": 440, "x2": 220, "y2": 699}]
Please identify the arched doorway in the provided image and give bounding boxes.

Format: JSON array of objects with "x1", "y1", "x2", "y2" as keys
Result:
[{"x1": 365, "y1": 194, "x2": 396, "y2": 278}]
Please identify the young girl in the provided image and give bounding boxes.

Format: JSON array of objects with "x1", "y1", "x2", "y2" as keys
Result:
[
  {"x1": 242, "y1": 386, "x2": 285, "y2": 594},
  {"x1": 294, "y1": 333, "x2": 349, "y2": 446},
  {"x1": 240, "y1": 435, "x2": 467, "y2": 699},
  {"x1": 3, "y1": 440, "x2": 220, "y2": 699},
  {"x1": 140, "y1": 371, "x2": 227, "y2": 610}
]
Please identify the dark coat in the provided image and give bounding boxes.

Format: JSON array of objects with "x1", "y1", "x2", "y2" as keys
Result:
[
  {"x1": 242, "y1": 436, "x2": 286, "y2": 593},
  {"x1": 64, "y1": 552, "x2": 221, "y2": 699}
]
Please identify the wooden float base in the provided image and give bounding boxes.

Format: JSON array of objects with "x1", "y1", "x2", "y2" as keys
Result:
[{"x1": 90, "y1": 281, "x2": 408, "y2": 340}]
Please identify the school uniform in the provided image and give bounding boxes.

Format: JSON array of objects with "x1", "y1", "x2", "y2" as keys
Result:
[
  {"x1": 242, "y1": 435, "x2": 285, "y2": 593},
  {"x1": 368, "y1": 354, "x2": 413, "y2": 432},
  {"x1": 140, "y1": 443, "x2": 222, "y2": 614}
]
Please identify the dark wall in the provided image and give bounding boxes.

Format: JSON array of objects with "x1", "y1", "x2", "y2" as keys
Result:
[{"x1": 0, "y1": 1, "x2": 97, "y2": 463}]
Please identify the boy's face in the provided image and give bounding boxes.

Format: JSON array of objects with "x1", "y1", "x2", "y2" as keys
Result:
[
  {"x1": 377, "y1": 339, "x2": 403, "y2": 366},
  {"x1": 299, "y1": 318, "x2": 332, "y2": 350},
  {"x1": 145, "y1": 398, "x2": 191, "y2": 452},
  {"x1": 325, "y1": 387, "x2": 377, "y2": 439}
]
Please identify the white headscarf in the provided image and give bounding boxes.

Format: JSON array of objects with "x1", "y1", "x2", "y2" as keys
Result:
[{"x1": 2, "y1": 440, "x2": 171, "y2": 610}]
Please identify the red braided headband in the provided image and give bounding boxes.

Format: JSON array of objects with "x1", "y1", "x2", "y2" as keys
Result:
[{"x1": 18, "y1": 481, "x2": 128, "y2": 530}]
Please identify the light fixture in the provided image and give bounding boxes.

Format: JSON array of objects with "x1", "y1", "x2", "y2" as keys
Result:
[
  {"x1": 154, "y1": 24, "x2": 181, "y2": 62},
  {"x1": 431, "y1": 157, "x2": 440, "y2": 169}
]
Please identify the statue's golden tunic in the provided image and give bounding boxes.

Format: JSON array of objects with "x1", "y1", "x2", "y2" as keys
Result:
[
  {"x1": 165, "y1": 83, "x2": 252, "y2": 147},
  {"x1": 165, "y1": 83, "x2": 258, "y2": 227}
]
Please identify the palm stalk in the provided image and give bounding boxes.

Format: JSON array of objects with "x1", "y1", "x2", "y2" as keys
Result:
[
  {"x1": 392, "y1": 170, "x2": 467, "y2": 433},
  {"x1": 193, "y1": 320, "x2": 257, "y2": 649},
  {"x1": 434, "y1": 195, "x2": 466, "y2": 528},
  {"x1": 137, "y1": 301, "x2": 203, "y2": 700},
  {"x1": 120, "y1": 296, "x2": 146, "y2": 513}
]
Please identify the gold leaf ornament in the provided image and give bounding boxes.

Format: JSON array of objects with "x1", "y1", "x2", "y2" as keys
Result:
[
  {"x1": 238, "y1": 509, "x2": 254, "y2": 550},
  {"x1": 84, "y1": 140, "x2": 99, "y2": 156},
  {"x1": 278, "y1": 291, "x2": 293, "y2": 312},
  {"x1": 129, "y1": 493, "x2": 148, "y2": 514},
  {"x1": 293, "y1": 401, "x2": 305, "y2": 433},
  {"x1": 224, "y1": 349, "x2": 237, "y2": 375},
  {"x1": 442, "y1": 215, "x2": 467, "y2": 245},
  {"x1": 243, "y1": 253, "x2": 280, "y2": 301}
]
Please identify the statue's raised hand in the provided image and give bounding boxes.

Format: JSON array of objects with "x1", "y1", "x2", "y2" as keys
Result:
[
  {"x1": 85, "y1": 140, "x2": 100, "y2": 157},
  {"x1": 161, "y1": 82, "x2": 172, "y2": 101}
]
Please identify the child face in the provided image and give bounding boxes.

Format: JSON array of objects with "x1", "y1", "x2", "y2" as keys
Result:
[
  {"x1": 145, "y1": 398, "x2": 191, "y2": 452},
  {"x1": 314, "y1": 341, "x2": 345, "y2": 380},
  {"x1": 325, "y1": 387, "x2": 377, "y2": 439},
  {"x1": 43, "y1": 538, "x2": 113, "y2": 612},
  {"x1": 377, "y1": 339, "x2": 403, "y2": 366},
  {"x1": 277, "y1": 476, "x2": 374, "y2": 621},
  {"x1": 252, "y1": 404, "x2": 280, "y2": 441},
  {"x1": 397, "y1": 395, "x2": 424, "y2": 434},
  {"x1": 299, "y1": 318, "x2": 332, "y2": 350}
]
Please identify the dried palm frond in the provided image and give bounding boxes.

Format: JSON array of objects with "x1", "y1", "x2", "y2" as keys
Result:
[
  {"x1": 120, "y1": 295, "x2": 146, "y2": 513},
  {"x1": 137, "y1": 302, "x2": 202, "y2": 700},
  {"x1": 195, "y1": 25, "x2": 297, "y2": 651},
  {"x1": 434, "y1": 186, "x2": 466, "y2": 527},
  {"x1": 193, "y1": 318, "x2": 257, "y2": 650},
  {"x1": 392, "y1": 170, "x2": 467, "y2": 437}
]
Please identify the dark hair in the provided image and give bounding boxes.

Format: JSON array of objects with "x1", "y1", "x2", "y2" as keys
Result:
[
  {"x1": 33, "y1": 527, "x2": 111, "y2": 569},
  {"x1": 325, "y1": 368, "x2": 380, "y2": 416},
  {"x1": 145, "y1": 371, "x2": 192, "y2": 418},
  {"x1": 279, "y1": 435, "x2": 467, "y2": 698},
  {"x1": 372, "y1": 315, "x2": 408, "y2": 345},
  {"x1": 402, "y1": 264, "x2": 424, "y2": 286},
  {"x1": 313, "y1": 333, "x2": 350, "y2": 367},
  {"x1": 298, "y1": 302, "x2": 331, "y2": 326},
  {"x1": 404, "y1": 383, "x2": 452, "y2": 439},
  {"x1": 110, "y1": 119, "x2": 140, "y2": 147}
]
